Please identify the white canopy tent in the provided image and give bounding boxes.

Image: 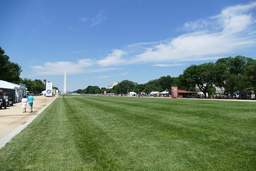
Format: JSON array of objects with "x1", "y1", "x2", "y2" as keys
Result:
[
  {"x1": 150, "y1": 91, "x2": 160, "y2": 97},
  {"x1": 0, "y1": 80, "x2": 19, "y2": 89},
  {"x1": 127, "y1": 92, "x2": 137, "y2": 96},
  {"x1": 0, "y1": 80, "x2": 26, "y2": 102},
  {"x1": 160, "y1": 90, "x2": 169, "y2": 95}
]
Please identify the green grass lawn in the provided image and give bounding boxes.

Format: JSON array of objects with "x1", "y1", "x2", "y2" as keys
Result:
[{"x1": 0, "y1": 95, "x2": 256, "y2": 170}]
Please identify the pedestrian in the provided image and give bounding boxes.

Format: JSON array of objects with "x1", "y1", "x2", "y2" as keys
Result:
[
  {"x1": 21, "y1": 96, "x2": 28, "y2": 113},
  {"x1": 2, "y1": 98, "x2": 7, "y2": 109},
  {"x1": 27, "y1": 94, "x2": 35, "y2": 113}
]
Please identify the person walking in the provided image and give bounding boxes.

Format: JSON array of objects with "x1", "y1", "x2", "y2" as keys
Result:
[
  {"x1": 21, "y1": 96, "x2": 28, "y2": 113},
  {"x1": 2, "y1": 98, "x2": 7, "y2": 109},
  {"x1": 27, "y1": 94, "x2": 35, "y2": 113}
]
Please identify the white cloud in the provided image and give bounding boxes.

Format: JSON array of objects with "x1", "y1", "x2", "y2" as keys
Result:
[
  {"x1": 131, "y1": 1, "x2": 256, "y2": 64},
  {"x1": 216, "y1": 2, "x2": 256, "y2": 34},
  {"x1": 132, "y1": 32, "x2": 228, "y2": 63},
  {"x1": 220, "y1": 1, "x2": 256, "y2": 16},
  {"x1": 90, "y1": 11, "x2": 107, "y2": 27},
  {"x1": 120, "y1": 72, "x2": 128, "y2": 75},
  {"x1": 183, "y1": 19, "x2": 211, "y2": 31},
  {"x1": 127, "y1": 41, "x2": 163, "y2": 48},
  {"x1": 80, "y1": 17, "x2": 88, "y2": 22},
  {"x1": 32, "y1": 59, "x2": 93, "y2": 75},
  {"x1": 97, "y1": 49, "x2": 127, "y2": 67}
]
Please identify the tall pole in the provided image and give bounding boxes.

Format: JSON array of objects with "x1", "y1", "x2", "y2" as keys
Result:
[{"x1": 64, "y1": 72, "x2": 67, "y2": 94}]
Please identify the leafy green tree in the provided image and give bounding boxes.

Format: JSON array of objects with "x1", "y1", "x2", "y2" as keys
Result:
[
  {"x1": 111, "y1": 85, "x2": 121, "y2": 94},
  {"x1": 133, "y1": 84, "x2": 146, "y2": 93},
  {"x1": 21, "y1": 78, "x2": 33, "y2": 92},
  {"x1": 197, "y1": 62, "x2": 216, "y2": 97},
  {"x1": 143, "y1": 84, "x2": 158, "y2": 94},
  {"x1": 128, "y1": 76, "x2": 179, "y2": 94},
  {"x1": 53, "y1": 86, "x2": 59, "y2": 90},
  {"x1": 171, "y1": 77, "x2": 179, "y2": 87},
  {"x1": 73, "y1": 89, "x2": 84, "y2": 94},
  {"x1": 244, "y1": 61, "x2": 256, "y2": 98},
  {"x1": 213, "y1": 63, "x2": 229, "y2": 89},
  {"x1": 112, "y1": 80, "x2": 137, "y2": 94},
  {"x1": 21, "y1": 78, "x2": 45, "y2": 94},
  {"x1": 84, "y1": 86, "x2": 101, "y2": 94},
  {"x1": 100, "y1": 87, "x2": 110, "y2": 94},
  {"x1": 178, "y1": 73, "x2": 196, "y2": 91},
  {"x1": 0, "y1": 47, "x2": 22, "y2": 83},
  {"x1": 146, "y1": 79, "x2": 162, "y2": 91},
  {"x1": 179, "y1": 63, "x2": 216, "y2": 98},
  {"x1": 33, "y1": 79, "x2": 45, "y2": 94},
  {"x1": 84, "y1": 86, "x2": 91, "y2": 94},
  {"x1": 215, "y1": 56, "x2": 254, "y2": 97},
  {"x1": 158, "y1": 75, "x2": 175, "y2": 91},
  {"x1": 208, "y1": 87, "x2": 216, "y2": 96}
]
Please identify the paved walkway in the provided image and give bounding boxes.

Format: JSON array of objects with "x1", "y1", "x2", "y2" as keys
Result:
[{"x1": 0, "y1": 96, "x2": 56, "y2": 148}]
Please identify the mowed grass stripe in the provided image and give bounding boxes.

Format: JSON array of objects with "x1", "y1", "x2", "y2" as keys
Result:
[
  {"x1": 62, "y1": 97, "x2": 130, "y2": 170},
  {"x1": 0, "y1": 95, "x2": 255, "y2": 170}
]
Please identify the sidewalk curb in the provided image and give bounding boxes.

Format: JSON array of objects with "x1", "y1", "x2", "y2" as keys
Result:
[{"x1": 0, "y1": 97, "x2": 57, "y2": 149}]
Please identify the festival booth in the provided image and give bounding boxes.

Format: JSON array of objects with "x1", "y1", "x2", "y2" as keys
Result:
[{"x1": 171, "y1": 87, "x2": 197, "y2": 98}]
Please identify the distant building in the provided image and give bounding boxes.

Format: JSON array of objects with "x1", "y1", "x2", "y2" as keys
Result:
[{"x1": 107, "y1": 81, "x2": 119, "y2": 89}]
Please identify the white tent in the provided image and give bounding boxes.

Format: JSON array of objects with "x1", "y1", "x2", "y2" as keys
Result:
[
  {"x1": 160, "y1": 90, "x2": 169, "y2": 95},
  {"x1": 0, "y1": 80, "x2": 26, "y2": 102},
  {"x1": 150, "y1": 91, "x2": 159, "y2": 97},
  {"x1": 127, "y1": 92, "x2": 137, "y2": 96},
  {"x1": 0, "y1": 80, "x2": 19, "y2": 89}
]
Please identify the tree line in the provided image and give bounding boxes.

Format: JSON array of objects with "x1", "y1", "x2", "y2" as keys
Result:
[
  {"x1": 0, "y1": 47, "x2": 52, "y2": 94},
  {"x1": 74, "y1": 76, "x2": 178, "y2": 95},
  {"x1": 75, "y1": 55, "x2": 256, "y2": 98}
]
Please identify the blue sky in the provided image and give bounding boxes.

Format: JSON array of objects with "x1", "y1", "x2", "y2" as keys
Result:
[{"x1": 1, "y1": 0, "x2": 256, "y2": 91}]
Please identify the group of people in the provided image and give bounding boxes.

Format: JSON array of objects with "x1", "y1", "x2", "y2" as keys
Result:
[{"x1": 21, "y1": 95, "x2": 34, "y2": 113}]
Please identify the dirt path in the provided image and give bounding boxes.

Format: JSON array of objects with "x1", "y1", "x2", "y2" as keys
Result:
[{"x1": 0, "y1": 96, "x2": 56, "y2": 138}]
